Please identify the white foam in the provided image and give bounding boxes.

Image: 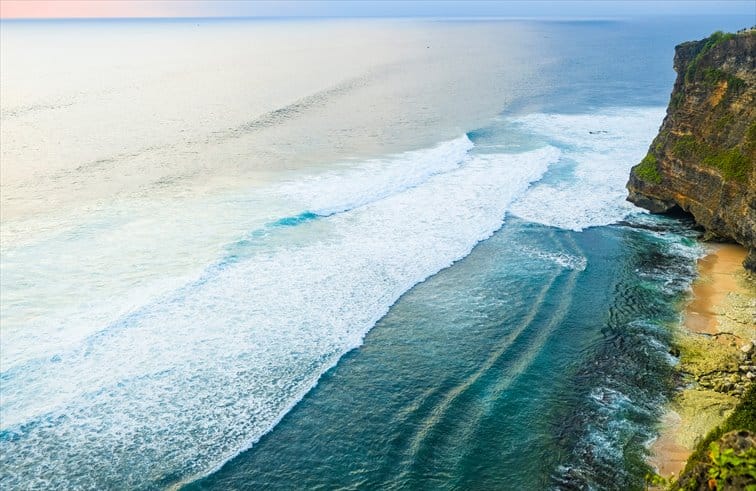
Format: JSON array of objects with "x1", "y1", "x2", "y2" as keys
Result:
[
  {"x1": 528, "y1": 250, "x2": 587, "y2": 271},
  {"x1": 279, "y1": 135, "x2": 474, "y2": 215},
  {"x1": 0, "y1": 138, "x2": 474, "y2": 375},
  {"x1": 509, "y1": 107, "x2": 665, "y2": 231},
  {"x1": 0, "y1": 193, "x2": 286, "y2": 373},
  {"x1": 0, "y1": 141, "x2": 560, "y2": 488}
]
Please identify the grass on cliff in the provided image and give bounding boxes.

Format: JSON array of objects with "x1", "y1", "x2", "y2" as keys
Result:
[
  {"x1": 670, "y1": 91, "x2": 684, "y2": 109},
  {"x1": 701, "y1": 67, "x2": 746, "y2": 91},
  {"x1": 703, "y1": 148, "x2": 750, "y2": 181},
  {"x1": 714, "y1": 114, "x2": 735, "y2": 132},
  {"x1": 635, "y1": 153, "x2": 662, "y2": 183},
  {"x1": 684, "y1": 31, "x2": 736, "y2": 84},
  {"x1": 671, "y1": 135, "x2": 751, "y2": 182},
  {"x1": 670, "y1": 383, "x2": 756, "y2": 490},
  {"x1": 747, "y1": 122, "x2": 756, "y2": 155}
]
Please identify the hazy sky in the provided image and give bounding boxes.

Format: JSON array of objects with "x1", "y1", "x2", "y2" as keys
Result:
[{"x1": 1, "y1": 0, "x2": 754, "y2": 19}]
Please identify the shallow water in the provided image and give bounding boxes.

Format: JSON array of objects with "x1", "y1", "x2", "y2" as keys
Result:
[{"x1": 0, "y1": 14, "x2": 749, "y2": 490}]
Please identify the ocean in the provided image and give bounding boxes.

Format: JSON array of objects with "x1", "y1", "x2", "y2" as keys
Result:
[{"x1": 0, "y1": 15, "x2": 749, "y2": 490}]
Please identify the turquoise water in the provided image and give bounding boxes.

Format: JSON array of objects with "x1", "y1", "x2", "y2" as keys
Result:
[
  {"x1": 1, "y1": 14, "x2": 751, "y2": 491},
  {"x1": 189, "y1": 216, "x2": 698, "y2": 490}
]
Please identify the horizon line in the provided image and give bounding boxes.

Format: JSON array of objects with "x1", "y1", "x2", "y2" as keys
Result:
[{"x1": 0, "y1": 12, "x2": 747, "y2": 22}]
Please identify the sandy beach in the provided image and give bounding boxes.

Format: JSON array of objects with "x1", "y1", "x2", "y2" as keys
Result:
[{"x1": 649, "y1": 242, "x2": 754, "y2": 480}]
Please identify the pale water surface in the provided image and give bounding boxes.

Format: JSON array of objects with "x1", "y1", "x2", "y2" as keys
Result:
[{"x1": 0, "y1": 15, "x2": 749, "y2": 490}]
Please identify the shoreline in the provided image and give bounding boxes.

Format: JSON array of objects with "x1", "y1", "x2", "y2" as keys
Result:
[{"x1": 649, "y1": 242, "x2": 755, "y2": 481}]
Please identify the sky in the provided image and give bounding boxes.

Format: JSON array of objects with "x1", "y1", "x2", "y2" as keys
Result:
[{"x1": 1, "y1": 0, "x2": 754, "y2": 19}]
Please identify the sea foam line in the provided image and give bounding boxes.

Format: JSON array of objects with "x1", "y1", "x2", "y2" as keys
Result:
[
  {"x1": 179, "y1": 145, "x2": 565, "y2": 489},
  {"x1": 1, "y1": 141, "x2": 561, "y2": 490}
]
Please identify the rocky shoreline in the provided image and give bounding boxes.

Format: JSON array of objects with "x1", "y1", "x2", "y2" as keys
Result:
[
  {"x1": 649, "y1": 243, "x2": 755, "y2": 484},
  {"x1": 626, "y1": 27, "x2": 756, "y2": 488},
  {"x1": 693, "y1": 341, "x2": 755, "y2": 398}
]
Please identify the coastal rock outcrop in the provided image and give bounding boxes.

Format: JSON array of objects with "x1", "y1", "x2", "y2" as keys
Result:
[{"x1": 626, "y1": 29, "x2": 756, "y2": 270}]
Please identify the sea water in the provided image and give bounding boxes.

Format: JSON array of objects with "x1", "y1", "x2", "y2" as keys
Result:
[{"x1": 0, "y1": 15, "x2": 749, "y2": 490}]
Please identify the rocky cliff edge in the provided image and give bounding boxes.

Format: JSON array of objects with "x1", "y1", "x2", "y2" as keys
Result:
[{"x1": 627, "y1": 29, "x2": 755, "y2": 270}]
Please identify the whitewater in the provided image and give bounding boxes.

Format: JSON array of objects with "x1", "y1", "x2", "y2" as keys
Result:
[
  {"x1": 2, "y1": 15, "x2": 745, "y2": 490},
  {"x1": 1, "y1": 106, "x2": 662, "y2": 487}
]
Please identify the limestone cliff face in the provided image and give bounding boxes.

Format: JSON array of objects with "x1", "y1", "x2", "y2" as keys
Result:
[{"x1": 626, "y1": 30, "x2": 756, "y2": 270}]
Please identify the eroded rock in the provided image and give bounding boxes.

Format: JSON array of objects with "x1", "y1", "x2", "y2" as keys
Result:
[{"x1": 627, "y1": 30, "x2": 756, "y2": 271}]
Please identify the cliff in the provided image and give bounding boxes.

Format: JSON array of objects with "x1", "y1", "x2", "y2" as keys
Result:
[
  {"x1": 671, "y1": 381, "x2": 756, "y2": 491},
  {"x1": 627, "y1": 29, "x2": 756, "y2": 270}
]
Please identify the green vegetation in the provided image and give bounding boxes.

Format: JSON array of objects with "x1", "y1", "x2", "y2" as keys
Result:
[
  {"x1": 646, "y1": 472, "x2": 670, "y2": 488},
  {"x1": 685, "y1": 31, "x2": 736, "y2": 84},
  {"x1": 727, "y1": 76, "x2": 745, "y2": 92},
  {"x1": 706, "y1": 441, "x2": 756, "y2": 490},
  {"x1": 747, "y1": 122, "x2": 756, "y2": 156},
  {"x1": 670, "y1": 91, "x2": 685, "y2": 109},
  {"x1": 635, "y1": 153, "x2": 662, "y2": 183},
  {"x1": 748, "y1": 122, "x2": 756, "y2": 144},
  {"x1": 702, "y1": 68, "x2": 724, "y2": 86},
  {"x1": 672, "y1": 135, "x2": 699, "y2": 159},
  {"x1": 654, "y1": 130, "x2": 670, "y2": 154},
  {"x1": 700, "y1": 67, "x2": 746, "y2": 93},
  {"x1": 670, "y1": 135, "x2": 750, "y2": 182},
  {"x1": 703, "y1": 148, "x2": 749, "y2": 181},
  {"x1": 671, "y1": 384, "x2": 756, "y2": 490},
  {"x1": 714, "y1": 114, "x2": 734, "y2": 132}
]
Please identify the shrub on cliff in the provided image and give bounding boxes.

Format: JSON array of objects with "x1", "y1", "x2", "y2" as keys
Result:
[
  {"x1": 670, "y1": 384, "x2": 756, "y2": 490},
  {"x1": 636, "y1": 153, "x2": 662, "y2": 183},
  {"x1": 684, "y1": 31, "x2": 737, "y2": 84},
  {"x1": 670, "y1": 135, "x2": 751, "y2": 182}
]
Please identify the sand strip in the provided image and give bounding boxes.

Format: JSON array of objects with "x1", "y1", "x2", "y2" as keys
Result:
[{"x1": 649, "y1": 242, "x2": 753, "y2": 481}]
